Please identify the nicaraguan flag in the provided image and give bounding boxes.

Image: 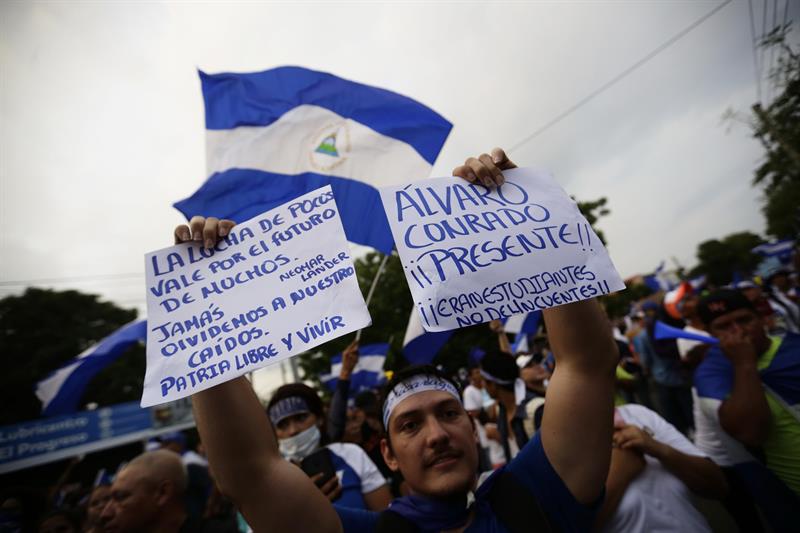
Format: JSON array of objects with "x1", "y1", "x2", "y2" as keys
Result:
[
  {"x1": 174, "y1": 67, "x2": 452, "y2": 253},
  {"x1": 322, "y1": 343, "x2": 389, "y2": 395},
  {"x1": 35, "y1": 320, "x2": 147, "y2": 416},
  {"x1": 402, "y1": 310, "x2": 452, "y2": 364},
  {"x1": 502, "y1": 311, "x2": 542, "y2": 353},
  {"x1": 753, "y1": 240, "x2": 795, "y2": 260},
  {"x1": 654, "y1": 320, "x2": 718, "y2": 345}
]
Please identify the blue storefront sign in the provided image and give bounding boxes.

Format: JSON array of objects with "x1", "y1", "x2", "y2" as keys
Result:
[{"x1": 0, "y1": 400, "x2": 194, "y2": 473}]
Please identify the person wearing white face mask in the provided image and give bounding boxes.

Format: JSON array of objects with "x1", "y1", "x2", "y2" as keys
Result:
[{"x1": 267, "y1": 383, "x2": 393, "y2": 512}]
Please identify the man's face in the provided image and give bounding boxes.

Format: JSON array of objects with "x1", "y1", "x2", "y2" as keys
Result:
[
  {"x1": 344, "y1": 408, "x2": 366, "y2": 443},
  {"x1": 381, "y1": 391, "x2": 478, "y2": 498},
  {"x1": 274, "y1": 411, "x2": 318, "y2": 439},
  {"x1": 742, "y1": 287, "x2": 761, "y2": 302},
  {"x1": 772, "y1": 273, "x2": 790, "y2": 291},
  {"x1": 86, "y1": 485, "x2": 111, "y2": 527},
  {"x1": 709, "y1": 309, "x2": 769, "y2": 353},
  {"x1": 681, "y1": 294, "x2": 699, "y2": 320},
  {"x1": 469, "y1": 368, "x2": 483, "y2": 387},
  {"x1": 101, "y1": 466, "x2": 160, "y2": 533}
]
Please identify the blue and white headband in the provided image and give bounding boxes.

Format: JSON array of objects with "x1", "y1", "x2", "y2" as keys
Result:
[
  {"x1": 269, "y1": 396, "x2": 311, "y2": 425},
  {"x1": 480, "y1": 369, "x2": 528, "y2": 407},
  {"x1": 382, "y1": 374, "x2": 461, "y2": 429}
]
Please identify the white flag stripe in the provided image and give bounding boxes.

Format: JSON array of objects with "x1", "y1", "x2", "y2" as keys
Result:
[
  {"x1": 330, "y1": 354, "x2": 386, "y2": 376},
  {"x1": 402, "y1": 309, "x2": 426, "y2": 346},
  {"x1": 206, "y1": 105, "x2": 432, "y2": 187},
  {"x1": 35, "y1": 361, "x2": 81, "y2": 409},
  {"x1": 504, "y1": 314, "x2": 526, "y2": 335}
]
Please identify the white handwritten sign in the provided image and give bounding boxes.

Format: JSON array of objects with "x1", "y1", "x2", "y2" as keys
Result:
[
  {"x1": 142, "y1": 186, "x2": 371, "y2": 406},
  {"x1": 379, "y1": 168, "x2": 625, "y2": 332}
]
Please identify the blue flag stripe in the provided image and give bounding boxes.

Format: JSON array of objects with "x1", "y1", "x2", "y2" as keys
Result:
[
  {"x1": 200, "y1": 67, "x2": 452, "y2": 165},
  {"x1": 39, "y1": 321, "x2": 147, "y2": 416},
  {"x1": 403, "y1": 330, "x2": 452, "y2": 365},
  {"x1": 173, "y1": 169, "x2": 395, "y2": 254},
  {"x1": 330, "y1": 343, "x2": 391, "y2": 364}
]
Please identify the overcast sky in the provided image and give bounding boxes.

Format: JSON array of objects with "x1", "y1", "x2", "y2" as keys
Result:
[{"x1": 1, "y1": 1, "x2": 797, "y2": 318}]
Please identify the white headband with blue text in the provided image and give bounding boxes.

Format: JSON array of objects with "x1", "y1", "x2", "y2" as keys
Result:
[{"x1": 382, "y1": 374, "x2": 461, "y2": 429}]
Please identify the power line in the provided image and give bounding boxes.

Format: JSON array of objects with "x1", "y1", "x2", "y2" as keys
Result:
[
  {"x1": 761, "y1": 0, "x2": 769, "y2": 99},
  {"x1": 0, "y1": 272, "x2": 144, "y2": 287},
  {"x1": 768, "y1": 0, "x2": 779, "y2": 99},
  {"x1": 782, "y1": 0, "x2": 789, "y2": 29},
  {"x1": 509, "y1": 0, "x2": 734, "y2": 153},
  {"x1": 749, "y1": 0, "x2": 763, "y2": 103}
]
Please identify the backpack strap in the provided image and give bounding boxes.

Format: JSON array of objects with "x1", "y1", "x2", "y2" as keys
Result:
[
  {"x1": 488, "y1": 470, "x2": 555, "y2": 533},
  {"x1": 523, "y1": 397, "x2": 546, "y2": 440}
]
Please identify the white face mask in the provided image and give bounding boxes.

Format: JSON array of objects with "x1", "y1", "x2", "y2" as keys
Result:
[{"x1": 278, "y1": 424, "x2": 321, "y2": 462}]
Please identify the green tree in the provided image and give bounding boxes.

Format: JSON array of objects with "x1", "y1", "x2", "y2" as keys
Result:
[
  {"x1": 601, "y1": 283, "x2": 654, "y2": 319},
  {"x1": 576, "y1": 197, "x2": 610, "y2": 245},
  {"x1": 0, "y1": 288, "x2": 142, "y2": 424},
  {"x1": 751, "y1": 25, "x2": 800, "y2": 238},
  {"x1": 689, "y1": 231, "x2": 765, "y2": 286}
]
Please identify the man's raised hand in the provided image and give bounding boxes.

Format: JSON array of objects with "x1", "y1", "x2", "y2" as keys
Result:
[
  {"x1": 174, "y1": 216, "x2": 236, "y2": 248},
  {"x1": 452, "y1": 147, "x2": 516, "y2": 188}
]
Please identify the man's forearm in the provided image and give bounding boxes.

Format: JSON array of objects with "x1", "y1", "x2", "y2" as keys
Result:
[
  {"x1": 594, "y1": 469, "x2": 635, "y2": 530},
  {"x1": 192, "y1": 377, "x2": 277, "y2": 494},
  {"x1": 327, "y1": 378, "x2": 350, "y2": 442},
  {"x1": 650, "y1": 443, "x2": 728, "y2": 499},
  {"x1": 719, "y1": 360, "x2": 771, "y2": 446},
  {"x1": 543, "y1": 299, "x2": 618, "y2": 372},
  {"x1": 539, "y1": 299, "x2": 618, "y2": 504}
]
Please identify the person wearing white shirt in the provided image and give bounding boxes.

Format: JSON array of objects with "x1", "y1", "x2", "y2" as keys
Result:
[{"x1": 597, "y1": 403, "x2": 728, "y2": 532}]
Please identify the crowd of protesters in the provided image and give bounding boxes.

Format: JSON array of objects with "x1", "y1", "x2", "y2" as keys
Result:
[{"x1": 2, "y1": 150, "x2": 799, "y2": 532}]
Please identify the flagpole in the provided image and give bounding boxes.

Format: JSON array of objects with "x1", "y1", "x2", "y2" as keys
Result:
[{"x1": 355, "y1": 252, "x2": 391, "y2": 342}]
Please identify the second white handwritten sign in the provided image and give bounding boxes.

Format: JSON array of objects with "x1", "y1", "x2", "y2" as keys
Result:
[
  {"x1": 379, "y1": 168, "x2": 625, "y2": 332},
  {"x1": 142, "y1": 186, "x2": 371, "y2": 406}
]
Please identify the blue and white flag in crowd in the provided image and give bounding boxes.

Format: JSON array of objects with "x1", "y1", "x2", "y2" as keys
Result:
[
  {"x1": 753, "y1": 240, "x2": 795, "y2": 261},
  {"x1": 321, "y1": 343, "x2": 389, "y2": 395},
  {"x1": 502, "y1": 311, "x2": 542, "y2": 353},
  {"x1": 654, "y1": 320, "x2": 718, "y2": 345},
  {"x1": 402, "y1": 309, "x2": 452, "y2": 364},
  {"x1": 643, "y1": 260, "x2": 677, "y2": 292},
  {"x1": 36, "y1": 320, "x2": 147, "y2": 416},
  {"x1": 174, "y1": 67, "x2": 452, "y2": 254}
]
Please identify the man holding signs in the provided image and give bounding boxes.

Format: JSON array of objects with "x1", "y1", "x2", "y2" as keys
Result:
[{"x1": 174, "y1": 149, "x2": 619, "y2": 532}]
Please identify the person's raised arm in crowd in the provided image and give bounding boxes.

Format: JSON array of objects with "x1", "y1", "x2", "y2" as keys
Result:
[
  {"x1": 178, "y1": 217, "x2": 342, "y2": 533},
  {"x1": 488, "y1": 319, "x2": 513, "y2": 354},
  {"x1": 455, "y1": 149, "x2": 619, "y2": 505},
  {"x1": 328, "y1": 339, "x2": 359, "y2": 442}
]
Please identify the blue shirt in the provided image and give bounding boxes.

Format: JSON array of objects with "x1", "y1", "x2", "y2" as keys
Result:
[
  {"x1": 634, "y1": 330, "x2": 687, "y2": 387},
  {"x1": 334, "y1": 433, "x2": 599, "y2": 532},
  {"x1": 326, "y1": 443, "x2": 387, "y2": 510}
]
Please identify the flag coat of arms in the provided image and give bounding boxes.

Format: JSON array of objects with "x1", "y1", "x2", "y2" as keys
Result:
[{"x1": 174, "y1": 66, "x2": 452, "y2": 253}]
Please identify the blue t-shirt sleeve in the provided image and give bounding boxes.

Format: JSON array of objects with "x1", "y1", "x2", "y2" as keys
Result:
[
  {"x1": 506, "y1": 433, "x2": 602, "y2": 532},
  {"x1": 334, "y1": 504, "x2": 379, "y2": 533}
]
